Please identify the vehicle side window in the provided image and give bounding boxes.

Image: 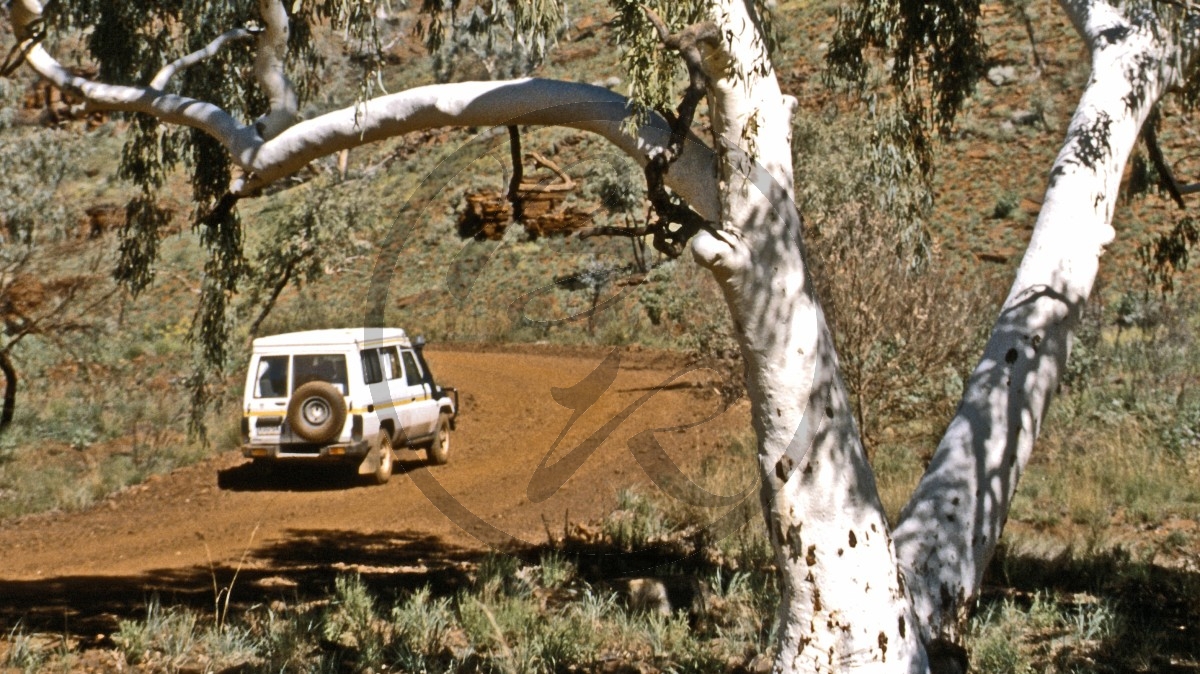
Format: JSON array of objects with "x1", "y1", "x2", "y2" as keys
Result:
[
  {"x1": 255, "y1": 355, "x2": 289, "y2": 398},
  {"x1": 401, "y1": 350, "x2": 423, "y2": 387},
  {"x1": 361, "y1": 350, "x2": 384, "y2": 385},
  {"x1": 294, "y1": 354, "x2": 349, "y2": 394},
  {"x1": 380, "y1": 346, "x2": 402, "y2": 381}
]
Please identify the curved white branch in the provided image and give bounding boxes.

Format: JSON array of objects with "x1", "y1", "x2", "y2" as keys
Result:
[
  {"x1": 8, "y1": 0, "x2": 717, "y2": 217},
  {"x1": 150, "y1": 28, "x2": 254, "y2": 90},
  {"x1": 238, "y1": 78, "x2": 721, "y2": 218},
  {"x1": 11, "y1": 0, "x2": 256, "y2": 151},
  {"x1": 253, "y1": 0, "x2": 298, "y2": 140}
]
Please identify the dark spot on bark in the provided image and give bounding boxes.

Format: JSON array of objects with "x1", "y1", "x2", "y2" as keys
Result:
[
  {"x1": 812, "y1": 588, "x2": 822, "y2": 612},
  {"x1": 1005, "y1": 348, "x2": 1018, "y2": 364},
  {"x1": 1031, "y1": 334, "x2": 1042, "y2": 351},
  {"x1": 775, "y1": 456, "x2": 794, "y2": 481},
  {"x1": 940, "y1": 583, "x2": 954, "y2": 610},
  {"x1": 1070, "y1": 113, "x2": 1114, "y2": 170},
  {"x1": 825, "y1": 405, "x2": 833, "y2": 418},
  {"x1": 1048, "y1": 164, "x2": 1066, "y2": 187},
  {"x1": 878, "y1": 631, "x2": 888, "y2": 660},
  {"x1": 806, "y1": 545, "x2": 817, "y2": 566},
  {"x1": 951, "y1": 496, "x2": 960, "y2": 506},
  {"x1": 871, "y1": 523, "x2": 878, "y2": 533},
  {"x1": 787, "y1": 524, "x2": 803, "y2": 559},
  {"x1": 838, "y1": 548, "x2": 844, "y2": 556},
  {"x1": 776, "y1": 407, "x2": 781, "y2": 417},
  {"x1": 1099, "y1": 24, "x2": 1131, "y2": 45},
  {"x1": 898, "y1": 616, "x2": 906, "y2": 639},
  {"x1": 805, "y1": 571, "x2": 814, "y2": 582},
  {"x1": 946, "y1": 513, "x2": 956, "y2": 522},
  {"x1": 849, "y1": 530, "x2": 858, "y2": 548},
  {"x1": 927, "y1": 639, "x2": 969, "y2": 674},
  {"x1": 803, "y1": 463, "x2": 813, "y2": 476}
]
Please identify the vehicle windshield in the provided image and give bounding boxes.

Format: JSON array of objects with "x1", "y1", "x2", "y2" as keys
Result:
[{"x1": 293, "y1": 354, "x2": 349, "y2": 395}]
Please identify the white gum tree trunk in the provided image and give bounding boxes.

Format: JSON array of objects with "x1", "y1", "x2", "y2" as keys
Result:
[
  {"x1": 7, "y1": 0, "x2": 1198, "y2": 671},
  {"x1": 689, "y1": 2, "x2": 925, "y2": 671},
  {"x1": 891, "y1": 0, "x2": 1198, "y2": 647}
]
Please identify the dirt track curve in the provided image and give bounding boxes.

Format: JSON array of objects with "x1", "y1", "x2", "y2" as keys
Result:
[{"x1": 0, "y1": 346, "x2": 750, "y2": 636}]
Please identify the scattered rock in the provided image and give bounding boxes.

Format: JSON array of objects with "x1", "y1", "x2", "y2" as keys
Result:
[
  {"x1": 986, "y1": 65, "x2": 1018, "y2": 86},
  {"x1": 81, "y1": 203, "x2": 124, "y2": 239},
  {"x1": 615, "y1": 576, "x2": 710, "y2": 620},
  {"x1": 1010, "y1": 109, "x2": 1042, "y2": 127}
]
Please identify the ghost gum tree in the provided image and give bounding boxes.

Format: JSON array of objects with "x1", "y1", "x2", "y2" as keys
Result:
[{"x1": 5, "y1": 0, "x2": 1200, "y2": 670}]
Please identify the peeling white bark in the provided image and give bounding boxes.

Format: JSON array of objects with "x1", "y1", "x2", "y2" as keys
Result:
[{"x1": 892, "y1": 0, "x2": 1199, "y2": 644}]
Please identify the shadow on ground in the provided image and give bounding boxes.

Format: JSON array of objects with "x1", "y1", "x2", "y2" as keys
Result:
[
  {"x1": 3, "y1": 529, "x2": 1198, "y2": 674},
  {"x1": 983, "y1": 544, "x2": 1200, "y2": 673},
  {"x1": 0, "y1": 528, "x2": 476, "y2": 642},
  {"x1": 215, "y1": 457, "x2": 430, "y2": 492}
]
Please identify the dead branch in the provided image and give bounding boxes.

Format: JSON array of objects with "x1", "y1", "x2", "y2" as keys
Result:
[
  {"x1": 577, "y1": 224, "x2": 654, "y2": 239},
  {"x1": 630, "y1": 7, "x2": 720, "y2": 257},
  {"x1": 526, "y1": 151, "x2": 575, "y2": 188},
  {"x1": 1145, "y1": 108, "x2": 1187, "y2": 209},
  {"x1": 508, "y1": 126, "x2": 524, "y2": 222}
]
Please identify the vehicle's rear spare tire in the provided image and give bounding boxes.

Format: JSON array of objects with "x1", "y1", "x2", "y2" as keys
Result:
[{"x1": 287, "y1": 381, "x2": 347, "y2": 444}]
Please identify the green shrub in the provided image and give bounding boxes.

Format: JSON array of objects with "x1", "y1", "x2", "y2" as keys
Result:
[
  {"x1": 321, "y1": 574, "x2": 385, "y2": 665},
  {"x1": 4, "y1": 622, "x2": 48, "y2": 674},
  {"x1": 390, "y1": 586, "x2": 457, "y2": 671}
]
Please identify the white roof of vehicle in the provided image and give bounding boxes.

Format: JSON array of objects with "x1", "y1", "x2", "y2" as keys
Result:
[{"x1": 251, "y1": 328, "x2": 411, "y2": 351}]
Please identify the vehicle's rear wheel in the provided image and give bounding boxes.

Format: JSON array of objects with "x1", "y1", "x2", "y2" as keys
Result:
[
  {"x1": 287, "y1": 382, "x2": 347, "y2": 444},
  {"x1": 373, "y1": 433, "x2": 394, "y2": 485},
  {"x1": 427, "y1": 414, "x2": 450, "y2": 465}
]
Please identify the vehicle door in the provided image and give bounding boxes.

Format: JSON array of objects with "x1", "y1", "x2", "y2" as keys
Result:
[
  {"x1": 359, "y1": 347, "x2": 393, "y2": 441},
  {"x1": 398, "y1": 347, "x2": 438, "y2": 439},
  {"x1": 245, "y1": 354, "x2": 289, "y2": 442}
]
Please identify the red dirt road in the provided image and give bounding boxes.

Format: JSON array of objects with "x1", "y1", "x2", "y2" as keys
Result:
[{"x1": 0, "y1": 346, "x2": 751, "y2": 634}]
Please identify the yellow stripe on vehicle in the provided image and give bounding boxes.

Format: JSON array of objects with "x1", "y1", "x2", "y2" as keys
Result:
[
  {"x1": 245, "y1": 394, "x2": 431, "y2": 418},
  {"x1": 348, "y1": 394, "x2": 431, "y2": 415}
]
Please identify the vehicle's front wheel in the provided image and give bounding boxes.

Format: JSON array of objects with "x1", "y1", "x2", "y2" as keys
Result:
[
  {"x1": 426, "y1": 415, "x2": 450, "y2": 466},
  {"x1": 372, "y1": 433, "x2": 394, "y2": 485}
]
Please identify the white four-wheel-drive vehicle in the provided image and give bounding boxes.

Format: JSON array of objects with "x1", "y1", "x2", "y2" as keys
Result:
[{"x1": 240, "y1": 328, "x2": 458, "y2": 484}]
